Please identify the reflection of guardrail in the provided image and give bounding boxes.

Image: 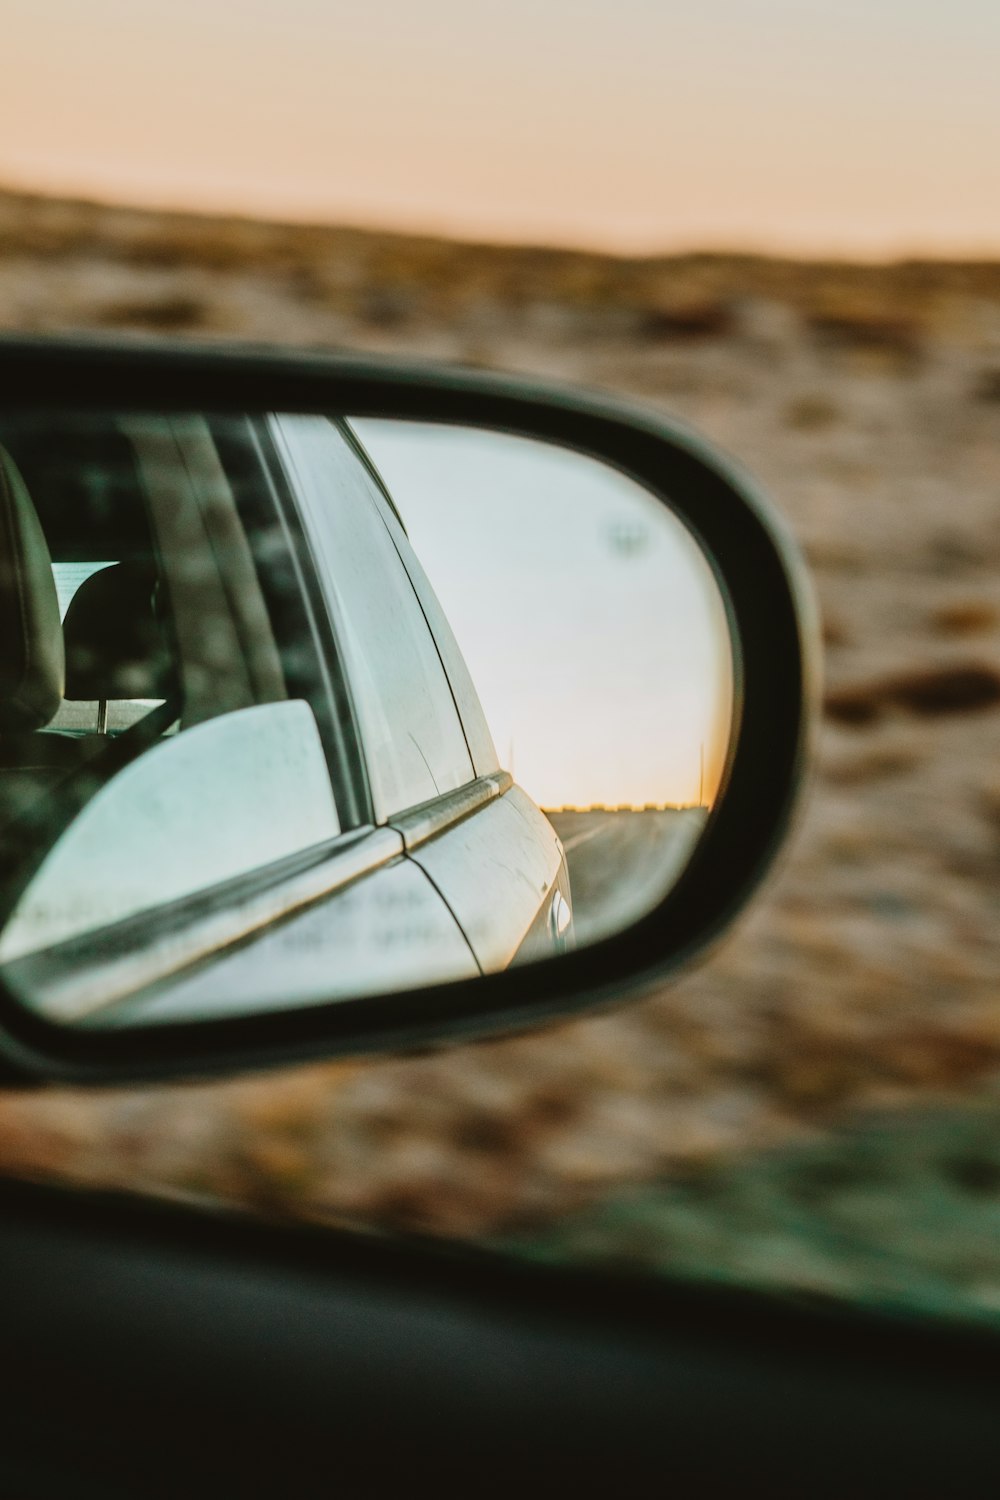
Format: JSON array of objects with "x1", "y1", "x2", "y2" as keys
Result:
[{"x1": 544, "y1": 803, "x2": 709, "y2": 815}]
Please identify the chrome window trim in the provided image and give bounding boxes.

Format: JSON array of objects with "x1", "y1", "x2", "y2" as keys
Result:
[{"x1": 389, "y1": 771, "x2": 514, "y2": 852}]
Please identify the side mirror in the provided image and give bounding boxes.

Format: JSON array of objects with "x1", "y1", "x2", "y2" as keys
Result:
[{"x1": 0, "y1": 337, "x2": 819, "y2": 1084}]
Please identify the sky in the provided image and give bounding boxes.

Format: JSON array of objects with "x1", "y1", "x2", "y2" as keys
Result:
[
  {"x1": 2, "y1": 0, "x2": 999, "y2": 256},
  {"x1": 354, "y1": 423, "x2": 733, "y2": 810}
]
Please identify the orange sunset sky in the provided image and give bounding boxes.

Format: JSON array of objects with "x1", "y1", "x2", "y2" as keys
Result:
[{"x1": 2, "y1": 0, "x2": 998, "y2": 258}]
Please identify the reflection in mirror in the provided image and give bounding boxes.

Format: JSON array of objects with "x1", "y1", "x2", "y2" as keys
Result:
[{"x1": 0, "y1": 410, "x2": 733, "y2": 1032}]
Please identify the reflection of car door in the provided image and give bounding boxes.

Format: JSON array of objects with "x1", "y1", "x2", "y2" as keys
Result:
[
  {"x1": 0, "y1": 412, "x2": 478, "y2": 1027},
  {"x1": 267, "y1": 414, "x2": 570, "y2": 974}
]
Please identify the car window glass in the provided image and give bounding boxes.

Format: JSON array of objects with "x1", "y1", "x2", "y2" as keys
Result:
[
  {"x1": 122, "y1": 415, "x2": 286, "y2": 727},
  {"x1": 269, "y1": 414, "x2": 475, "y2": 818},
  {"x1": 52, "y1": 561, "x2": 114, "y2": 620},
  {"x1": 0, "y1": 411, "x2": 341, "y2": 974}
]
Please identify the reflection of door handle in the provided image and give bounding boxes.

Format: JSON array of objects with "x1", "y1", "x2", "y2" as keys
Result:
[{"x1": 549, "y1": 890, "x2": 572, "y2": 946}]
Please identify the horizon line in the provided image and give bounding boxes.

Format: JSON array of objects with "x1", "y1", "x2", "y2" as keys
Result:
[{"x1": 4, "y1": 176, "x2": 1000, "y2": 271}]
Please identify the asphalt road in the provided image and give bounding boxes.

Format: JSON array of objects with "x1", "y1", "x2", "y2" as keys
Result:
[{"x1": 545, "y1": 808, "x2": 708, "y2": 947}]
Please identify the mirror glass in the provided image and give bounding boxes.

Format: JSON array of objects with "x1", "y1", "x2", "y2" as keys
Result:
[{"x1": 0, "y1": 410, "x2": 733, "y2": 1030}]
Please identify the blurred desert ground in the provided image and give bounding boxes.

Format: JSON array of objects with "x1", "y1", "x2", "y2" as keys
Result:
[{"x1": 1, "y1": 190, "x2": 999, "y2": 1317}]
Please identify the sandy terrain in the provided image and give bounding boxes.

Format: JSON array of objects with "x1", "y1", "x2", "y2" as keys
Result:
[{"x1": 0, "y1": 188, "x2": 998, "y2": 1316}]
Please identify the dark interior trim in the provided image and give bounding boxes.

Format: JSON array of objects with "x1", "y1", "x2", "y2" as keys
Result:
[{"x1": 1, "y1": 1175, "x2": 996, "y2": 1493}]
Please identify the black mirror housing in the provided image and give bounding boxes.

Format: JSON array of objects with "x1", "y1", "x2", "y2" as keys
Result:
[{"x1": 0, "y1": 335, "x2": 820, "y2": 1085}]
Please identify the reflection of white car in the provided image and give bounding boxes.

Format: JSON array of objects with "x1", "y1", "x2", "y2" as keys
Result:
[{"x1": 0, "y1": 410, "x2": 571, "y2": 1025}]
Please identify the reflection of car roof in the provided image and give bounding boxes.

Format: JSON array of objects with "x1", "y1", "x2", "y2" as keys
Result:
[{"x1": 338, "y1": 418, "x2": 408, "y2": 535}]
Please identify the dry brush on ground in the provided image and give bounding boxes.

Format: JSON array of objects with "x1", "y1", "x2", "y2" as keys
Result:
[{"x1": 0, "y1": 189, "x2": 998, "y2": 1255}]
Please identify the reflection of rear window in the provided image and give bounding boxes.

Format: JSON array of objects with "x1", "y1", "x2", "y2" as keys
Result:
[
  {"x1": 52, "y1": 562, "x2": 115, "y2": 622},
  {"x1": 49, "y1": 561, "x2": 165, "y2": 731}
]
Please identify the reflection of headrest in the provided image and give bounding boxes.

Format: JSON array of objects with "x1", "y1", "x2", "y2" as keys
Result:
[
  {"x1": 0, "y1": 446, "x2": 64, "y2": 731},
  {"x1": 63, "y1": 561, "x2": 179, "y2": 702}
]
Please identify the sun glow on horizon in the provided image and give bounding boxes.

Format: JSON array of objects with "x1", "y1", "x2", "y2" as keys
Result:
[{"x1": 353, "y1": 422, "x2": 733, "y2": 813}]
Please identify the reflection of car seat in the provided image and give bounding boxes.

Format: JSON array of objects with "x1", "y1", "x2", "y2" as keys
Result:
[
  {"x1": 0, "y1": 444, "x2": 76, "y2": 879},
  {"x1": 0, "y1": 446, "x2": 64, "y2": 736},
  {"x1": 63, "y1": 562, "x2": 180, "y2": 726},
  {"x1": 0, "y1": 452, "x2": 181, "y2": 907}
]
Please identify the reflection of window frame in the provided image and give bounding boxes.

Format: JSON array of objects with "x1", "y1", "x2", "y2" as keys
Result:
[
  {"x1": 265, "y1": 413, "x2": 478, "y2": 822},
  {"x1": 49, "y1": 561, "x2": 165, "y2": 735}
]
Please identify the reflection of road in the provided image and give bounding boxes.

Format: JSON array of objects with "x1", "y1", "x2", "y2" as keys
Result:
[{"x1": 545, "y1": 809, "x2": 709, "y2": 948}]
